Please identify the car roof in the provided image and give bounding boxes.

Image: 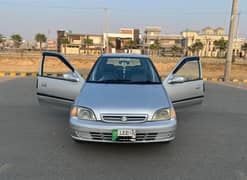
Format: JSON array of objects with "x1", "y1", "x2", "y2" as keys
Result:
[{"x1": 101, "y1": 53, "x2": 149, "y2": 58}]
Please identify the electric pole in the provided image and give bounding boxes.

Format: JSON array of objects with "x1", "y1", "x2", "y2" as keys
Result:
[
  {"x1": 236, "y1": 12, "x2": 240, "y2": 39},
  {"x1": 224, "y1": 0, "x2": 238, "y2": 81},
  {"x1": 104, "y1": 8, "x2": 109, "y2": 53}
]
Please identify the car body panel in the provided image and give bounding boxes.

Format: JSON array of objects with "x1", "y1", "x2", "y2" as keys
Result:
[
  {"x1": 75, "y1": 83, "x2": 171, "y2": 120},
  {"x1": 70, "y1": 117, "x2": 176, "y2": 143},
  {"x1": 163, "y1": 56, "x2": 204, "y2": 107},
  {"x1": 36, "y1": 52, "x2": 84, "y2": 107},
  {"x1": 37, "y1": 76, "x2": 83, "y2": 106},
  {"x1": 36, "y1": 52, "x2": 204, "y2": 143}
]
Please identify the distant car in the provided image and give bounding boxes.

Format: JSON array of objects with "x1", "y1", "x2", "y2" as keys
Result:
[{"x1": 37, "y1": 52, "x2": 204, "y2": 143}]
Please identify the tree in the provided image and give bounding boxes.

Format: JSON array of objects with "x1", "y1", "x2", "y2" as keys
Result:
[
  {"x1": 108, "y1": 41, "x2": 114, "y2": 48},
  {"x1": 0, "y1": 34, "x2": 5, "y2": 43},
  {"x1": 214, "y1": 38, "x2": 228, "y2": 57},
  {"x1": 189, "y1": 41, "x2": 204, "y2": 56},
  {"x1": 11, "y1": 34, "x2": 22, "y2": 48},
  {"x1": 125, "y1": 40, "x2": 137, "y2": 53},
  {"x1": 83, "y1": 37, "x2": 93, "y2": 55},
  {"x1": 35, "y1": 33, "x2": 47, "y2": 52},
  {"x1": 0, "y1": 34, "x2": 5, "y2": 49},
  {"x1": 171, "y1": 45, "x2": 182, "y2": 57},
  {"x1": 149, "y1": 41, "x2": 160, "y2": 56},
  {"x1": 241, "y1": 43, "x2": 247, "y2": 59},
  {"x1": 60, "y1": 37, "x2": 69, "y2": 54},
  {"x1": 187, "y1": 46, "x2": 195, "y2": 56}
]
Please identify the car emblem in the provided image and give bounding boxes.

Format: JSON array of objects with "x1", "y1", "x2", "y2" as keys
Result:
[{"x1": 121, "y1": 116, "x2": 128, "y2": 122}]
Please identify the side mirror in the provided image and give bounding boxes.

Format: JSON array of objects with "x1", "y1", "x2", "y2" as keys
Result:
[
  {"x1": 63, "y1": 72, "x2": 80, "y2": 82},
  {"x1": 168, "y1": 76, "x2": 185, "y2": 84}
]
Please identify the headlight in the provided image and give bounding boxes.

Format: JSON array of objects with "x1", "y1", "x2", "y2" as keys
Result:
[
  {"x1": 151, "y1": 108, "x2": 176, "y2": 121},
  {"x1": 70, "y1": 106, "x2": 96, "y2": 121}
]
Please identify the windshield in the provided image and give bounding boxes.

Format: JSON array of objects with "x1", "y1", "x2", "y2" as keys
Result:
[{"x1": 87, "y1": 56, "x2": 161, "y2": 84}]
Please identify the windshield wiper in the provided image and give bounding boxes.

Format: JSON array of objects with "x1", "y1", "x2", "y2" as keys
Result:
[
  {"x1": 88, "y1": 79, "x2": 161, "y2": 84},
  {"x1": 130, "y1": 81, "x2": 161, "y2": 84},
  {"x1": 95, "y1": 79, "x2": 132, "y2": 83}
]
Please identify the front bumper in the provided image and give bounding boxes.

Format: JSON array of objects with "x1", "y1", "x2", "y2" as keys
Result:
[{"x1": 70, "y1": 117, "x2": 177, "y2": 143}]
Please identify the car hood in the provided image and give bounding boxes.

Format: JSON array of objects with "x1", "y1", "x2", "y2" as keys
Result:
[{"x1": 75, "y1": 83, "x2": 171, "y2": 119}]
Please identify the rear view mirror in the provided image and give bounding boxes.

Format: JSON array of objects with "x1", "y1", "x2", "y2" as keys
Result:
[
  {"x1": 63, "y1": 72, "x2": 80, "y2": 82},
  {"x1": 168, "y1": 76, "x2": 185, "y2": 84}
]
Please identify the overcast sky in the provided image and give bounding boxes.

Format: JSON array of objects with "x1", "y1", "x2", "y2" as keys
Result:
[{"x1": 0, "y1": 0, "x2": 246, "y2": 40}]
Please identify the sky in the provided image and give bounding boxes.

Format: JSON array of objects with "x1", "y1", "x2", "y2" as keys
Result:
[{"x1": 0, "y1": 0, "x2": 246, "y2": 41}]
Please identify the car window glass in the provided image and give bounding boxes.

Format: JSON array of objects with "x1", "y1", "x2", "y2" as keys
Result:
[
  {"x1": 43, "y1": 56, "x2": 73, "y2": 79},
  {"x1": 87, "y1": 57, "x2": 161, "y2": 84},
  {"x1": 173, "y1": 60, "x2": 199, "y2": 81}
]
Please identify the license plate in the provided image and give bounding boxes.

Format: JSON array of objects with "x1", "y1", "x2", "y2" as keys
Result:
[{"x1": 112, "y1": 129, "x2": 136, "y2": 141}]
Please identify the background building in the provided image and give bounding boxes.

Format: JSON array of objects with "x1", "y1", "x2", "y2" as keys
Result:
[
  {"x1": 104, "y1": 28, "x2": 140, "y2": 53},
  {"x1": 143, "y1": 27, "x2": 183, "y2": 56},
  {"x1": 57, "y1": 28, "x2": 140, "y2": 55},
  {"x1": 55, "y1": 27, "x2": 246, "y2": 57},
  {"x1": 57, "y1": 30, "x2": 103, "y2": 55},
  {"x1": 120, "y1": 28, "x2": 140, "y2": 44},
  {"x1": 182, "y1": 27, "x2": 245, "y2": 57},
  {"x1": 46, "y1": 40, "x2": 57, "y2": 51}
]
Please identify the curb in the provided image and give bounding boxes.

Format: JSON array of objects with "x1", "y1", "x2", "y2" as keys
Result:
[
  {"x1": 203, "y1": 77, "x2": 247, "y2": 83},
  {"x1": 0, "y1": 72, "x2": 38, "y2": 77},
  {"x1": 0, "y1": 72, "x2": 246, "y2": 83}
]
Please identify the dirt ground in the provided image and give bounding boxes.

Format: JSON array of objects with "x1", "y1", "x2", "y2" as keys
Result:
[{"x1": 0, "y1": 55, "x2": 247, "y2": 79}]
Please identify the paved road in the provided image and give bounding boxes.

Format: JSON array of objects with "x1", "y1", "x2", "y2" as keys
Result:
[{"x1": 0, "y1": 78, "x2": 247, "y2": 180}]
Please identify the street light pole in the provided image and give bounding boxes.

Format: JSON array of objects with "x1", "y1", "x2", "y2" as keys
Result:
[
  {"x1": 236, "y1": 12, "x2": 240, "y2": 40},
  {"x1": 104, "y1": 8, "x2": 109, "y2": 53},
  {"x1": 224, "y1": 0, "x2": 238, "y2": 81}
]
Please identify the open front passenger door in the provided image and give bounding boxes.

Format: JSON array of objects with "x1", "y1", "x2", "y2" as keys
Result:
[
  {"x1": 36, "y1": 52, "x2": 84, "y2": 107},
  {"x1": 163, "y1": 56, "x2": 204, "y2": 108}
]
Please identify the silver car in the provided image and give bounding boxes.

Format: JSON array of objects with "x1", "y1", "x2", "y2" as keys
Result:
[{"x1": 37, "y1": 52, "x2": 204, "y2": 143}]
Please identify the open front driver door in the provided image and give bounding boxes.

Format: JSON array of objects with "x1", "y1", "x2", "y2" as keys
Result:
[
  {"x1": 36, "y1": 52, "x2": 84, "y2": 108},
  {"x1": 163, "y1": 56, "x2": 204, "y2": 107}
]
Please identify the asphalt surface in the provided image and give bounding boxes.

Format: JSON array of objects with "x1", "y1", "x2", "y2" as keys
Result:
[{"x1": 0, "y1": 78, "x2": 247, "y2": 180}]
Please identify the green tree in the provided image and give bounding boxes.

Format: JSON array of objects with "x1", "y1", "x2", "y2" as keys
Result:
[
  {"x1": 60, "y1": 37, "x2": 69, "y2": 54},
  {"x1": 189, "y1": 41, "x2": 204, "y2": 56},
  {"x1": 11, "y1": 34, "x2": 22, "y2": 48},
  {"x1": 108, "y1": 41, "x2": 114, "y2": 48},
  {"x1": 125, "y1": 40, "x2": 137, "y2": 53},
  {"x1": 241, "y1": 43, "x2": 247, "y2": 59},
  {"x1": 0, "y1": 34, "x2": 5, "y2": 49},
  {"x1": 84, "y1": 37, "x2": 93, "y2": 55},
  {"x1": 0, "y1": 34, "x2": 5, "y2": 43},
  {"x1": 187, "y1": 46, "x2": 195, "y2": 55},
  {"x1": 171, "y1": 45, "x2": 182, "y2": 57},
  {"x1": 214, "y1": 38, "x2": 228, "y2": 57},
  {"x1": 149, "y1": 41, "x2": 160, "y2": 56},
  {"x1": 35, "y1": 33, "x2": 47, "y2": 52}
]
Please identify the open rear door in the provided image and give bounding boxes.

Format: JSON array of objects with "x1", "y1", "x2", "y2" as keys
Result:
[
  {"x1": 163, "y1": 56, "x2": 204, "y2": 108},
  {"x1": 36, "y1": 52, "x2": 84, "y2": 108}
]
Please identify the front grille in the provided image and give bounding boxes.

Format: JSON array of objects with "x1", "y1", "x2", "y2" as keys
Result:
[
  {"x1": 135, "y1": 133, "x2": 157, "y2": 141},
  {"x1": 90, "y1": 132, "x2": 158, "y2": 142},
  {"x1": 101, "y1": 114, "x2": 147, "y2": 123},
  {"x1": 90, "y1": 132, "x2": 112, "y2": 141},
  {"x1": 73, "y1": 130, "x2": 174, "y2": 142}
]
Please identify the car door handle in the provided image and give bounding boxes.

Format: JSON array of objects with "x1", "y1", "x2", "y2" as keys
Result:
[
  {"x1": 41, "y1": 83, "x2": 47, "y2": 88},
  {"x1": 195, "y1": 86, "x2": 201, "y2": 90}
]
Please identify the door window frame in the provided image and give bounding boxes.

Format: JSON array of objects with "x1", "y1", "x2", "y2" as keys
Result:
[
  {"x1": 40, "y1": 52, "x2": 76, "y2": 81},
  {"x1": 171, "y1": 57, "x2": 202, "y2": 83}
]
